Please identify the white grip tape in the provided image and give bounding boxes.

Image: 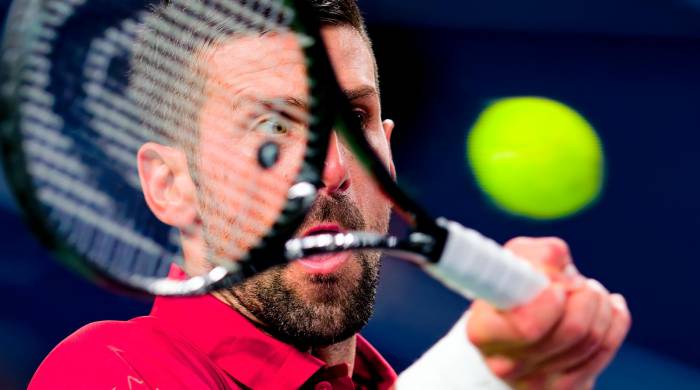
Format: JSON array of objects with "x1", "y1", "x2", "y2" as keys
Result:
[{"x1": 425, "y1": 220, "x2": 548, "y2": 309}]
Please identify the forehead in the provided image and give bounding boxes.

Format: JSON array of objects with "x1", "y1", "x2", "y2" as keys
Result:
[{"x1": 200, "y1": 25, "x2": 377, "y2": 99}]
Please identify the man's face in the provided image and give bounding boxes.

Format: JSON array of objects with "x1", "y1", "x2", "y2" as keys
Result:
[{"x1": 194, "y1": 26, "x2": 393, "y2": 347}]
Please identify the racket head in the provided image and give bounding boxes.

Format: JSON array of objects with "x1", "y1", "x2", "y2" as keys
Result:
[{"x1": 0, "y1": 0, "x2": 336, "y2": 295}]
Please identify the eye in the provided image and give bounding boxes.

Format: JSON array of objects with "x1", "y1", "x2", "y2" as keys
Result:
[
  {"x1": 352, "y1": 109, "x2": 368, "y2": 127},
  {"x1": 255, "y1": 117, "x2": 289, "y2": 135}
]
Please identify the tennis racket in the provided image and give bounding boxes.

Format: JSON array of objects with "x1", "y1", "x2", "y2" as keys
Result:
[{"x1": 0, "y1": 0, "x2": 548, "y2": 308}]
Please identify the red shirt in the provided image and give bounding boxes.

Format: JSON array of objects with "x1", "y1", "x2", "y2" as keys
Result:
[{"x1": 29, "y1": 294, "x2": 397, "y2": 389}]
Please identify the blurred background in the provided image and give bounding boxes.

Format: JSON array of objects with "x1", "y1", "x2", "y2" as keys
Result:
[{"x1": 1, "y1": 0, "x2": 700, "y2": 388}]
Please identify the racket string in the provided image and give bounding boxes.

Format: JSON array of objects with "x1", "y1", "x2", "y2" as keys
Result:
[{"x1": 11, "y1": 0, "x2": 316, "y2": 285}]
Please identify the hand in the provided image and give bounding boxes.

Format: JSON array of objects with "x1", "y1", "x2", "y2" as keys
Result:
[{"x1": 467, "y1": 237, "x2": 631, "y2": 390}]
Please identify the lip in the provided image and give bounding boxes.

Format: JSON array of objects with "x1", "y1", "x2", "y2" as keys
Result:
[
  {"x1": 296, "y1": 223, "x2": 350, "y2": 275},
  {"x1": 301, "y1": 223, "x2": 346, "y2": 237}
]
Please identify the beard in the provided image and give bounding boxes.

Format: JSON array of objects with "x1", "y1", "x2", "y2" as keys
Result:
[
  {"x1": 231, "y1": 250, "x2": 382, "y2": 348},
  {"x1": 204, "y1": 191, "x2": 389, "y2": 348}
]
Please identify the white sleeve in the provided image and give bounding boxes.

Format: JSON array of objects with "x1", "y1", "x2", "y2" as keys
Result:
[{"x1": 395, "y1": 311, "x2": 512, "y2": 390}]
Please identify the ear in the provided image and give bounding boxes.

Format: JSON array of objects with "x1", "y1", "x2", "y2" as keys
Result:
[
  {"x1": 137, "y1": 142, "x2": 198, "y2": 228},
  {"x1": 382, "y1": 119, "x2": 397, "y2": 180}
]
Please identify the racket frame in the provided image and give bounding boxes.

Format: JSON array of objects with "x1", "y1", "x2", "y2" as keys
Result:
[{"x1": 0, "y1": 0, "x2": 339, "y2": 295}]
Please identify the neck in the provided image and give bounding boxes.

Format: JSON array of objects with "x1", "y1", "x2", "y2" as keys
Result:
[
  {"x1": 213, "y1": 290, "x2": 357, "y2": 371},
  {"x1": 311, "y1": 337, "x2": 356, "y2": 373}
]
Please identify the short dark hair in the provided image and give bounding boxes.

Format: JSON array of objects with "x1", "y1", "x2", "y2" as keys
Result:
[
  {"x1": 313, "y1": 0, "x2": 368, "y2": 35},
  {"x1": 129, "y1": 0, "x2": 371, "y2": 150}
]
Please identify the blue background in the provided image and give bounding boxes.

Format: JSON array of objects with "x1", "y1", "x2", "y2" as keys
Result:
[{"x1": 1, "y1": 0, "x2": 700, "y2": 388}]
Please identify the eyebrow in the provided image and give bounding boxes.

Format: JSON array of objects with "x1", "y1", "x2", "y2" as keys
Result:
[
  {"x1": 254, "y1": 96, "x2": 308, "y2": 117},
  {"x1": 343, "y1": 85, "x2": 378, "y2": 102},
  {"x1": 257, "y1": 85, "x2": 378, "y2": 113},
  {"x1": 279, "y1": 96, "x2": 308, "y2": 112}
]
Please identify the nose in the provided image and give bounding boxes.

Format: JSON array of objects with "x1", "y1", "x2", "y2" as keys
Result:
[{"x1": 320, "y1": 132, "x2": 350, "y2": 195}]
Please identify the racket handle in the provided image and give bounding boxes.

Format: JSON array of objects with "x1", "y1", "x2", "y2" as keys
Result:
[{"x1": 425, "y1": 219, "x2": 549, "y2": 310}]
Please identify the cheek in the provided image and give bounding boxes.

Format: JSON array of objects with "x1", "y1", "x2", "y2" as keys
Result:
[
  {"x1": 364, "y1": 124, "x2": 393, "y2": 169},
  {"x1": 198, "y1": 133, "x2": 250, "y2": 214},
  {"x1": 348, "y1": 161, "x2": 391, "y2": 230},
  {"x1": 345, "y1": 128, "x2": 393, "y2": 222}
]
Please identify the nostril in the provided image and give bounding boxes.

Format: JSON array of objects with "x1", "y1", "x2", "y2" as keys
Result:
[
  {"x1": 319, "y1": 172, "x2": 350, "y2": 195},
  {"x1": 337, "y1": 176, "x2": 350, "y2": 192}
]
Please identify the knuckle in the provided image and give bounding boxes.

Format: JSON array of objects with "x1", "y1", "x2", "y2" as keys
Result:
[
  {"x1": 619, "y1": 311, "x2": 633, "y2": 334},
  {"x1": 522, "y1": 330, "x2": 544, "y2": 344},
  {"x1": 518, "y1": 322, "x2": 543, "y2": 344},
  {"x1": 543, "y1": 238, "x2": 571, "y2": 264},
  {"x1": 504, "y1": 236, "x2": 535, "y2": 249},
  {"x1": 563, "y1": 318, "x2": 588, "y2": 339},
  {"x1": 517, "y1": 320, "x2": 548, "y2": 344},
  {"x1": 614, "y1": 294, "x2": 631, "y2": 316},
  {"x1": 545, "y1": 237, "x2": 570, "y2": 254},
  {"x1": 576, "y1": 284, "x2": 602, "y2": 309},
  {"x1": 610, "y1": 295, "x2": 632, "y2": 331},
  {"x1": 589, "y1": 325, "x2": 606, "y2": 344},
  {"x1": 466, "y1": 316, "x2": 486, "y2": 346},
  {"x1": 583, "y1": 334, "x2": 602, "y2": 354},
  {"x1": 467, "y1": 328, "x2": 485, "y2": 347},
  {"x1": 602, "y1": 320, "x2": 629, "y2": 352},
  {"x1": 586, "y1": 278, "x2": 610, "y2": 295},
  {"x1": 623, "y1": 312, "x2": 633, "y2": 331}
]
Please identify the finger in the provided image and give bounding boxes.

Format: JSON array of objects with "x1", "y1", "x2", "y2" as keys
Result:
[
  {"x1": 505, "y1": 237, "x2": 581, "y2": 285},
  {"x1": 547, "y1": 294, "x2": 631, "y2": 390},
  {"x1": 499, "y1": 280, "x2": 603, "y2": 380},
  {"x1": 484, "y1": 355, "x2": 518, "y2": 378},
  {"x1": 534, "y1": 280, "x2": 613, "y2": 373},
  {"x1": 563, "y1": 281, "x2": 614, "y2": 367},
  {"x1": 529, "y1": 279, "x2": 612, "y2": 372},
  {"x1": 468, "y1": 283, "x2": 566, "y2": 353}
]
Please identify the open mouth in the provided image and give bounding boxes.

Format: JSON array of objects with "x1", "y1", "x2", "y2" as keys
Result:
[
  {"x1": 301, "y1": 223, "x2": 345, "y2": 237},
  {"x1": 296, "y1": 223, "x2": 350, "y2": 275}
]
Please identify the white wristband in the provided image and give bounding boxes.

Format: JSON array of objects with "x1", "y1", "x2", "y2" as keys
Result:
[{"x1": 395, "y1": 311, "x2": 512, "y2": 389}]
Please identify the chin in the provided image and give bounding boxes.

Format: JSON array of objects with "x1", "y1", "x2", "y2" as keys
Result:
[{"x1": 289, "y1": 256, "x2": 364, "y2": 303}]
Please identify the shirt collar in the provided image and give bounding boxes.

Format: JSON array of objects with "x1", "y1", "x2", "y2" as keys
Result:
[
  {"x1": 151, "y1": 293, "x2": 323, "y2": 389},
  {"x1": 151, "y1": 266, "x2": 396, "y2": 389}
]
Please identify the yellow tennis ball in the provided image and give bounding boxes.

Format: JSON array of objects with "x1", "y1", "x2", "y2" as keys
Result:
[{"x1": 467, "y1": 97, "x2": 605, "y2": 220}]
